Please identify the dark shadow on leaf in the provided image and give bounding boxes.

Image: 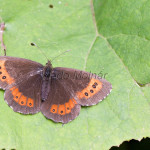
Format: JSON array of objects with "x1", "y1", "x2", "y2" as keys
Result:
[{"x1": 110, "y1": 137, "x2": 150, "y2": 150}]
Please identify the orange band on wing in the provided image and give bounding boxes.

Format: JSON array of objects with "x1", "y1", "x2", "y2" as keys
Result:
[
  {"x1": 69, "y1": 99, "x2": 75, "y2": 109},
  {"x1": 10, "y1": 87, "x2": 34, "y2": 107},
  {"x1": 50, "y1": 98, "x2": 77, "y2": 115},
  {"x1": 65, "y1": 102, "x2": 71, "y2": 114},
  {"x1": 19, "y1": 95, "x2": 27, "y2": 106},
  {"x1": 77, "y1": 78, "x2": 102, "y2": 99},
  {"x1": 10, "y1": 87, "x2": 22, "y2": 102},
  {"x1": 58, "y1": 104, "x2": 65, "y2": 115},
  {"x1": 50, "y1": 104, "x2": 58, "y2": 114},
  {"x1": 27, "y1": 98, "x2": 34, "y2": 107},
  {"x1": 0, "y1": 60, "x2": 14, "y2": 84}
]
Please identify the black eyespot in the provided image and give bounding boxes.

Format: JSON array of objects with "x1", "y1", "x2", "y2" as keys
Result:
[
  {"x1": 2, "y1": 76, "x2": 6, "y2": 79},
  {"x1": 0, "y1": 66, "x2": 1, "y2": 69},
  {"x1": 29, "y1": 103, "x2": 32, "y2": 106},
  {"x1": 67, "y1": 107, "x2": 69, "y2": 110},
  {"x1": 21, "y1": 101, "x2": 24, "y2": 104},
  {"x1": 0, "y1": 72, "x2": 2, "y2": 74},
  {"x1": 90, "y1": 90, "x2": 94, "y2": 93},
  {"x1": 53, "y1": 109, "x2": 55, "y2": 112},
  {"x1": 16, "y1": 96, "x2": 18, "y2": 99},
  {"x1": 94, "y1": 82, "x2": 98, "y2": 86},
  {"x1": 92, "y1": 85, "x2": 96, "y2": 88},
  {"x1": 49, "y1": 4, "x2": 53, "y2": 8},
  {"x1": 85, "y1": 92, "x2": 88, "y2": 96},
  {"x1": 61, "y1": 110, "x2": 63, "y2": 114}
]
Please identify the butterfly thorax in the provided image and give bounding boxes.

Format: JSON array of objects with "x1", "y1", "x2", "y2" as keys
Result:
[
  {"x1": 43, "y1": 60, "x2": 53, "y2": 77},
  {"x1": 41, "y1": 60, "x2": 53, "y2": 101},
  {"x1": 44, "y1": 65, "x2": 52, "y2": 78}
]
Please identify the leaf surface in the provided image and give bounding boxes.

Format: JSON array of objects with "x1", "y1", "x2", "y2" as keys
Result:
[{"x1": 0, "y1": 0, "x2": 150, "y2": 149}]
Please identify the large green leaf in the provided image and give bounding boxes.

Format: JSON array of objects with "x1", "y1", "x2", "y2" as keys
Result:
[
  {"x1": 94, "y1": 0, "x2": 150, "y2": 84},
  {"x1": 0, "y1": 0, "x2": 150, "y2": 149}
]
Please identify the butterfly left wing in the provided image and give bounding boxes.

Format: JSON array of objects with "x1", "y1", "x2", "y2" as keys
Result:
[
  {"x1": 0, "y1": 56, "x2": 43, "y2": 114},
  {"x1": 41, "y1": 67, "x2": 112, "y2": 123}
]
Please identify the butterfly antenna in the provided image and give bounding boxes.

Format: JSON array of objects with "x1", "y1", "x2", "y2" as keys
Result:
[
  {"x1": 31, "y1": 42, "x2": 49, "y2": 61},
  {"x1": 51, "y1": 49, "x2": 71, "y2": 62}
]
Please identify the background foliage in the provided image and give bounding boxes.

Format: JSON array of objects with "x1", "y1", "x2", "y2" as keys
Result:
[{"x1": 0, "y1": 0, "x2": 150, "y2": 149}]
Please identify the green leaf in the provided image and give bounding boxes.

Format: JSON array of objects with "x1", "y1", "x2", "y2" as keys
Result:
[
  {"x1": 94, "y1": 0, "x2": 150, "y2": 84},
  {"x1": 0, "y1": 0, "x2": 150, "y2": 149}
]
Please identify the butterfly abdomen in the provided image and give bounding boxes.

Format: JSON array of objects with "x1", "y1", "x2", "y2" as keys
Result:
[
  {"x1": 41, "y1": 64, "x2": 53, "y2": 101},
  {"x1": 41, "y1": 80, "x2": 51, "y2": 101}
]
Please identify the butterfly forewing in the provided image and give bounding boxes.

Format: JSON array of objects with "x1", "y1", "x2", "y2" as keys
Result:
[
  {"x1": 0, "y1": 56, "x2": 43, "y2": 89},
  {"x1": 53, "y1": 68, "x2": 112, "y2": 106}
]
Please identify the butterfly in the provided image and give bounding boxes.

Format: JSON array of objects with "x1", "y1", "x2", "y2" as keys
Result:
[{"x1": 0, "y1": 56, "x2": 112, "y2": 123}]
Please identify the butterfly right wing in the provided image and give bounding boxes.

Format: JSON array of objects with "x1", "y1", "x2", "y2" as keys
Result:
[{"x1": 41, "y1": 66, "x2": 112, "y2": 124}]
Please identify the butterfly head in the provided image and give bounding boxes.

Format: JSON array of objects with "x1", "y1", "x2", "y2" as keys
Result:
[{"x1": 46, "y1": 60, "x2": 52, "y2": 67}]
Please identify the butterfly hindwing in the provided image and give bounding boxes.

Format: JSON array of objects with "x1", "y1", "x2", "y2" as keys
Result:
[
  {"x1": 0, "y1": 56, "x2": 43, "y2": 114},
  {"x1": 5, "y1": 74, "x2": 42, "y2": 114},
  {"x1": 41, "y1": 78, "x2": 81, "y2": 124}
]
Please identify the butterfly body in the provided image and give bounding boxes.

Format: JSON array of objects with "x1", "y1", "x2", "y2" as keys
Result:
[
  {"x1": 0, "y1": 56, "x2": 112, "y2": 123},
  {"x1": 41, "y1": 61, "x2": 53, "y2": 101}
]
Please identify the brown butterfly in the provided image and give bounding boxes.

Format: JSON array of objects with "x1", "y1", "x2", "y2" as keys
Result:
[{"x1": 0, "y1": 56, "x2": 112, "y2": 123}]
